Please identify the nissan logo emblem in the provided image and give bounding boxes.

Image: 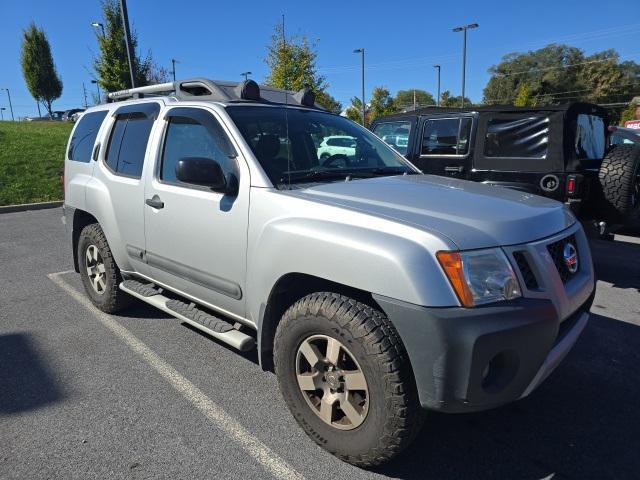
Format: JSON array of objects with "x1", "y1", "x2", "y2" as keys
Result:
[{"x1": 563, "y1": 243, "x2": 579, "y2": 274}]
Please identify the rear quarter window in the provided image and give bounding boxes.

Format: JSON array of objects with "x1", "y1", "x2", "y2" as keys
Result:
[
  {"x1": 484, "y1": 116, "x2": 549, "y2": 158},
  {"x1": 67, "y1": 111, "x2": 108, "y2": 162}
]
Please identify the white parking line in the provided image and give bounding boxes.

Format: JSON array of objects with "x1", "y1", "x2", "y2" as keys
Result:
[{"x1": 48, "y1": 271, "x2": 305, "y2": 480}]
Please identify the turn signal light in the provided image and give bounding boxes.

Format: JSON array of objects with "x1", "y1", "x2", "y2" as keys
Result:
[{"x1": 436, "y1": 251, "x2": 474, "y2": 307}]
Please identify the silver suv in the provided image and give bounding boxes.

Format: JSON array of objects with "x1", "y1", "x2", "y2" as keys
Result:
[{"x1": 63, "y1": 78, "x2": 595, "y2": 467}]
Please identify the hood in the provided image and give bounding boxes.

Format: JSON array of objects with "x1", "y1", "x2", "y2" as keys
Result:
[{"x1": 286, "y1": 175, "x2": 575, "y2": 250}]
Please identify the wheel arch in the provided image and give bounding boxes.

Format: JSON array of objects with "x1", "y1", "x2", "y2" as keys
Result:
[
  {"x1": 257, "y1": 272, "x2": 382, "y2": 372},
  {"x1": 71, "y1": 209, "x2": 99, "y2": 272}
]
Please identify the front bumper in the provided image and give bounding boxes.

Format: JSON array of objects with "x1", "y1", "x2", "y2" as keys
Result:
[{"x1": 374, "y1": 291, "x2": 594, "y2": 413}]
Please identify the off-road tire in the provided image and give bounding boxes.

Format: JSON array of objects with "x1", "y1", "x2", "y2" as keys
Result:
[
  {"x1": 599, "y1": 144, "x2": 640, "y2": 228},
  {"x1": 77, "y1": 223, "x2": 133, "y2": 313},
  {"x1": 274, "y1": 292, "x2": 423, "y2": 467}
]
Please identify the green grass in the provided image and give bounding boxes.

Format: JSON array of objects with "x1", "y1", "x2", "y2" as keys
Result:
[{"x1": 0, "y1": 120, "x2": 73, "y2": 205}]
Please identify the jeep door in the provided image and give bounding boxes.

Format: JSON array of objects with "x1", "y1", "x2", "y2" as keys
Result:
[
  {"x1": 410, "y1": 116, "x2": 473, "y2": 178},
  {"x1": 142, "y1": 106, "x2": 249, "y2": 319}
]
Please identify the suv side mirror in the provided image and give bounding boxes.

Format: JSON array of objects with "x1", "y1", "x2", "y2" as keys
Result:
[{"x1": 175, "y1": 157, "x2": 228, "y2": 192}]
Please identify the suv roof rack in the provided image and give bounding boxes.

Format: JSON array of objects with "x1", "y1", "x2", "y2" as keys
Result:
[{"x1": 106, "y1": 77, "x2": 321, "y2": 109}]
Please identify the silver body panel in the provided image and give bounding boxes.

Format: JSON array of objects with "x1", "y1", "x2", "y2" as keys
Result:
[{"x1": 64, "y1": 99, "x2": 594, "y2": 336}]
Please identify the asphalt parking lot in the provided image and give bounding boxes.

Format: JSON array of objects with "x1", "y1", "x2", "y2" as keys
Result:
[{"x1": 1, "y1": 208, "x2": 639, "y2": 479}]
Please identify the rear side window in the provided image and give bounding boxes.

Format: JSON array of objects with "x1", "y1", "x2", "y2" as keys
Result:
[
  {"x1": 105, "y1": 112, "x2": 155, "y2": 178},
  {"x1": 421, "y1": 118, "x2": 471, "y2": 156},
  {"x1": 373, "y1": 121, "x2": 411, "y2": 155},
  {"x1": 575, "y1": 114, "x2": 605, "y2": 159},
  {"x1": 484, "y1": 116, "x2": 549, "y2": 158},
  {"x1": 68, "y1": 111, "x2": 108, "y2": 162}
]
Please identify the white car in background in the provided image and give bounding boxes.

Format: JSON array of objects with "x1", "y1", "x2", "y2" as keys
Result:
[{"x1": 317, "y1": 135, "x2": 356, "y2": 159}]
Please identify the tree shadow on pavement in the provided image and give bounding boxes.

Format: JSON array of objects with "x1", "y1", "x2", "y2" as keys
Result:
[
  {"x1": 0, "y1": 333, "x2": 66, "y2": 414},
  {"x1": 374, "y1": 312, "x2": 640, "y2": 479}
]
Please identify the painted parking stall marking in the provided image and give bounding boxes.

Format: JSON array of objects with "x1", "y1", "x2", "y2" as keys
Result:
[{"x1": 48, "y1": 271, "x2": 305, "y2": 480}]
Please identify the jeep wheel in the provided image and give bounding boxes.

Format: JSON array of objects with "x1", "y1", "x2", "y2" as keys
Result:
[
  {"x1": 274, "y1": 292, "x2": 423, "y2": 467},
  {"x1": 599, "y1": 144, "x2": 640, "y2": 228},
  {"x1": 77, "y1": 223, "x2": 133, "y2": 313}
]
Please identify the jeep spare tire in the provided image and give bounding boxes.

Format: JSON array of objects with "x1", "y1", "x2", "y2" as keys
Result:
[{"x1": 599, "y1": 144, "x2": 640, "y2": 228}]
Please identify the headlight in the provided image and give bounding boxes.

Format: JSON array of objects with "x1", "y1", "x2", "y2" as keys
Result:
[{"x1": 437, "y1": 248, "x2": 522, "y2": 307}]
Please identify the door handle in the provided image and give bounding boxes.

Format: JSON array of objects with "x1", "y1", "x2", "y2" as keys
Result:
[
  {"x1": 444, "y1": 165, "x2": 465, "y2": 173},
  {"x1": 145, "y1": 195, "x2": 164, "y2": 209}
]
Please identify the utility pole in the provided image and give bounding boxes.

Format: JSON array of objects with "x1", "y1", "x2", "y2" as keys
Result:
[
  {"x1": 119, "y1": 0, "x2": 136, "y2": 88},
  {"x1": 433, "y1": 65, "x2": 441, "y2": 107},
  {"x1": 413, "y1": 89, "x2": 416, "y2": 110},
  {"x1": 171, "y1": 58, "x2": 178, "y2": 82},
  {"x1": 353, "y1": 48, "x2": 365, "y2": 126},
  {"x1": 82, "y1": 82, "x2": 88, "y2": 108},
  {"x1": 2, "y1": 88, "x2": 14, "y2": 121},
  {"x1": 241, "y1": 71, "x2": 252, "y2": 81},
  {"x1": 452, "y1": 23, "x2": 478, "y2": 108}
]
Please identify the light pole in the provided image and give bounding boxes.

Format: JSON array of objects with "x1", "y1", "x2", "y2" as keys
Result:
[
  {"x1": 1, "y1": 88, "x2": 14, "y2": 120},
  {"x1": 452, "y1": 23, "x2": 478, "y2": 108},
  {"x1": 241, "y1": 71, "x2": 252, "y2": 81},
  {"x1": 118, "y1": 0, "x2": 136, "y2": 88},
  {"x1": 353, "y1": 48, "x2": 365, "y2": 126},
  {"x1": 91, "y1": 80, "x2": 101, "y2": 101},
  {"x1": 0, "y1": 107, "x2": 5, "y2": 121},
  {"x1": 171, "y1": 58, "x2": 179, "y2": 82},
  {"x1": 91, "y1": 22, "x2": 105, "y2": 37},
  {"x1": 433, "y1": 64, "x2": 441, "y2": 107}
]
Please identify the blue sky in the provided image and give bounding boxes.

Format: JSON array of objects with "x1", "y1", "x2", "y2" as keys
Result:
[{"x1": 1, "y1": 0, "x2": 640, "y2": 118}]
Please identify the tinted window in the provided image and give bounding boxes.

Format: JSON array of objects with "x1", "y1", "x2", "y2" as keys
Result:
[
  {"x1": 373, "y1": 121, "x2": 411, "y2": 155},
  {"x1": 575, "y1": 114, "x2": 605, "y2": 159},
  {"x1": 484, "y1": 116, "x2": 549, "y2": 158},
  {"x1": 68, "y1": 111, "x2": 108, "y2": 162},
  {"x1": 105, "y1": 112, "x2": 155, "y2": 178},
  {"x1": 421, "y1": 118, "x2": 471, "y2": 155},
  {"x1": 161, "y1": 116, "x2": 235, "y2": 184}
]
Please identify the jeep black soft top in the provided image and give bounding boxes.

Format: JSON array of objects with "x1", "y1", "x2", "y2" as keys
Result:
[{"x1": 370, "y1": 102, "x2": 640, "y2": 231}]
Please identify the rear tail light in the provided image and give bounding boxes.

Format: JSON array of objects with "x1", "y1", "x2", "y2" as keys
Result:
[{"x1": 566, "y1": 175, "x2": 576, "y2": 195}]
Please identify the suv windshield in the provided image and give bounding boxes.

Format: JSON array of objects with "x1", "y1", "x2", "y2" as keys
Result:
[{"x1": 226, "y1": 106, "x2": 417, "y2": 188}]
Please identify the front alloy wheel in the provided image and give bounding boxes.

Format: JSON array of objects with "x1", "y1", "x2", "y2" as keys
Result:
[{"x1": 296, "y1": 334, "x2": 369, "y2": 430}]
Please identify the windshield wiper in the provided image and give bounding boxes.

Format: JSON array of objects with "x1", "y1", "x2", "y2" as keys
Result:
[{"x1": 279, "y1": 168, "x2": 373, "y2": 184}]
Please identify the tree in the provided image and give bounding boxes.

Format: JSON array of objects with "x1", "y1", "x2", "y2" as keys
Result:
[
  {"x1": 93, "y1": 0, "x2": 163, "y2": 92},
  {"x1": 514, "y1": 82, "x2": 535, "y2": 106},
  {"x1": 483, "y1": 44, "x2": 640, "y2": 106},
  {"x1": 394, "y1": 89, "x2": 435, "y2": 110},
  {"x1": 20, "y1": 23, "x2": 62, "y2": 118},
  {"x1": 368, "y1": 87, "x2": 397, "y2": 122},
  {"x1": 345, "y1": 97, "x2": 365, "y2": 124},
  {"x1": 620, "y1": 99, "x2": 639, "y2": 125},
  {"x1": 439, "y1": 90, "x2": 472, "y2": 107},
  {"x1": 264, "y1": 22, "x2": 340, "y2": 112}
]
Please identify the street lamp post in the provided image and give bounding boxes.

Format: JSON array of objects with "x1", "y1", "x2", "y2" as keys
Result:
[
  {"x1": 91, "y1": 22, "x2": 105, "y2": 37},
  {"x1": 433, "y1": 65, "x2": 441, "y2": 107},
  {"x1": 91, "y1": 80, "x2": 101, "y2": 102},
  {"x1": 118, "y1": 0, "x2": 136, "y2": 88},
  {"x1": 353, "y1": 48, "x2": 365, "y2": 126},
  {"x1": 1, "y1": 88, "x2": 14, "y2": 121},
  {"x1": 241, "y1": 71, "x2": 252, "y2": 81},
  {"x1": 452, "y1": 23, "x2": 478, "y2": 108}
]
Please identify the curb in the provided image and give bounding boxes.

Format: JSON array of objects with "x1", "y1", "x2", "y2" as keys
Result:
[{"x1": 0, "y1": 201, "x2": 63, "y2": 214}]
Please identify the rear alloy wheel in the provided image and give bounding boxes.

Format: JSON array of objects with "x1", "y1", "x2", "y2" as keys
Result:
[
  {"x1": 77, "y1": 223, "x2": 133, "y2": 313},
  {"x1": 274, "y1": 292, "x2": 423, "y2": 467}
]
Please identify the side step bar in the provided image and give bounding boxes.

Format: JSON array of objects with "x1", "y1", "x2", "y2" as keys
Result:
[{"x1": 119, "y1": 280, "x2": 255, "y2": 352}]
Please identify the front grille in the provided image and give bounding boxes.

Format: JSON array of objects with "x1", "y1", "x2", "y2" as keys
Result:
[
  {"x1": 546, "y1": 234, "x2": 578, "y2": 284},
  {"x1": 513, "y1": 251, "x2": 538, "y2": 289}
]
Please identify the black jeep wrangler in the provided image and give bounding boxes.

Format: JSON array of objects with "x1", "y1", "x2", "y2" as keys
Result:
[{"x1": 370, "y1": 103, "x2": 640, "y2": 231}]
